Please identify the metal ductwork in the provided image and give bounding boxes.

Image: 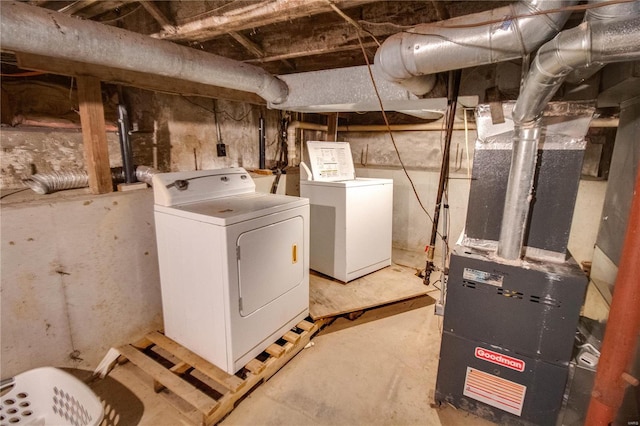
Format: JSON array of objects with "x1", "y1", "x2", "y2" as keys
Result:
[
  {"x1": 565, "y1": 0, "x2": 640, "y2": 84},
  {"x1": 374, "y1": 0, "x2": 577, "y2": 91},
  {"x1": 497, "y1": 14, "x2": 640, "y2": 260},
  {"x1": 0, "y1": 2, "x2": 289, "y2": 105}
]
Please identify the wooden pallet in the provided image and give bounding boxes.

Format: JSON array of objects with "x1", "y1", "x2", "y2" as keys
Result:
[{"x1": 114, "y1": 318, "x2": 327, "y2": 425}]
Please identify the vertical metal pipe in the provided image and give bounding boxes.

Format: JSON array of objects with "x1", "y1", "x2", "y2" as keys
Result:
[
  {"x1": 586, "y1": 167, "x2": 640, "y2": 425},
  {"x1": 496, "y1": 125, "x2": 541, "y2": 260},
  {"x1": 116, "y1": 104, "x2": 136, "y2": 184},
  {"x1": 424, "y1": 69, "x2": 461, "y2": 283},
  {"x1": 259, "y1": 115, "x2": 266, "y2": 169}
]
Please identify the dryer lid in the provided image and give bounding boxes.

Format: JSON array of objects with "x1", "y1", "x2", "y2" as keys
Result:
[{"x1": 305, "y1": 141, "x2": 356, "y2": 182}]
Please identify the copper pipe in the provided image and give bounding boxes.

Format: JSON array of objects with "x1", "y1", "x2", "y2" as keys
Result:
[{"x1": 586, "y1": 167, "x2": 640, "y2": 425}]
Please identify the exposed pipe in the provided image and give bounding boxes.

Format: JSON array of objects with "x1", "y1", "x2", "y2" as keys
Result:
[
  {"x1": 374, "y1": 0, "x2": 577, "y2": 91},
  {"x1": 496, "y1": 126, "x2": 541, "y2": 259},
  {"x1": 586, "y1": 167, "x2": 640, "y2": 425},
  {"x1": 424, "y1": 70, "x2": 462, "y2": 284},
  {"x1": 116, "y1": 103, "x2": 136, "y2": 184},
  {"x1": 259, "y1": 115, "x2": 266, "y2": 169},
  {"x1": 514, "y1": 16, "x2": 640, "y2": 126},
  {"x1": 565, "y1": 0, "x2": 640, "y2": 84},
  {"x1": 283, "y1": 115, "x2": 618, "y2": 167},
  {"x1": 0, "y1": 2, "x2": 288, "y2": 105},
  {"x1": 498, "y1": 15, "x2": 640, "y2": 260}
]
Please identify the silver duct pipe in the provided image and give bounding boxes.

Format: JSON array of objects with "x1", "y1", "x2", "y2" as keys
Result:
[
  {"x1": 374, "y1": 0, "x2": 577, "y2": 90},
  {"x1": 565, "y1": 0, "x2": 640, "y2": 84},
  {"x1": 513, "y1": 15, "x2": 640, "y2": 125},
  {"x1": 498, "y1": 15, "x2": 640, "y2": 260},
  {"x1": 0, "y1": 2, "x2": 288, "y2": 105}
]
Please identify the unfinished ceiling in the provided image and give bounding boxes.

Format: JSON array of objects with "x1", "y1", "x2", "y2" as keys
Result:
[
  {"x1": 22, "y1": 1, "x2": 511, "y2": 76},
  {"x1": 2, "y1": 0, "x2": 638, "y2": 120}
]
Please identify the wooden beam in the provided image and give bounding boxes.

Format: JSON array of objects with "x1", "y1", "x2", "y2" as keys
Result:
[
  {"x1": 139, "y1": 1, "x2": 175, "y2": 34},
  {"x1": 228, "y1": 31, "x2": 296, "y2": 71},
  {"x1": 57, "y1": 0, "x2": 99, "y2": 14},
  {"x1": 153, "y1": 0, "x2": 378, "y2": 42},
  {"x1": 229, "y1": 31, "x2": 266, "y2": 59},
  {"x1": 15, "y1": 53, "x2": 265, "y2": 105},
  {"x1": 245, "y1": 40, "x2": 378, "y2": 64},
  {"x1": 76, "y1": 76, "x2": 113, "y2": 195}
]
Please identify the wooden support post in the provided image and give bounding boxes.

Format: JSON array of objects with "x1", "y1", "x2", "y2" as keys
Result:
[
  {"x1": 326, "y1": 113, "x2": 338, "y2": 141},
  {"x1": 77, "y1": 76, "x2": 113, "y2": 194}
]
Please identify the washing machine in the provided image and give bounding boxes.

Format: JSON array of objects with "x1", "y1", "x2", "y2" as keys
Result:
[
  {"x1": 300, "y1": 141, "x2": 393, "y2": 282},
  {"x1": 152, "y1": 167, "x2": 309, "y2": 374}
]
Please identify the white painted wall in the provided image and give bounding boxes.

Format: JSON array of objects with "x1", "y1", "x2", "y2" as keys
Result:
[{"x1": 1, "y1": 189, "x2": 162, "y2": 377}]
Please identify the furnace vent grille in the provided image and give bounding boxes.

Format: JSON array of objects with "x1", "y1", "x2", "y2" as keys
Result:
[{"x1": 459, "y1": 281, "x2": 562, "y2": 308}]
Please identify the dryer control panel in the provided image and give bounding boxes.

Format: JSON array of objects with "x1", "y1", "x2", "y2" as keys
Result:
[{"x1": 152, "y1": 168, "x2": 255, "y2": 207}]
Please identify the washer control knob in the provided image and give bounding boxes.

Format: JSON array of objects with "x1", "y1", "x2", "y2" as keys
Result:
[
  {"x1": 221, "y1": 176, "x2": 229, "y2": 182},
  {"x1": 241, "y1": 175, "x2": 248, "y2": 180}
]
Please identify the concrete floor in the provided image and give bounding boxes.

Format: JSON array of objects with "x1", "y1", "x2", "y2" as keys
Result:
[
  {"x1": 103, "y1": 290, "x2": 496, "y2": 426},
  {"x1": 92, "y1": 250, "x2": 610, "y2": 426}
]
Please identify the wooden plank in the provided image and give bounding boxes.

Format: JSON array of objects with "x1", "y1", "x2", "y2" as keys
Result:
[
  {"x1": 154, "y1": 361, "x2": 190, "y2": 393},
  {"x1": 76, "y1": 76, "x2": 113, "y2": 195},
  {"x1": 309, "y1": 263, "x2": 434, "y2": 320},
  {"x1": 117, "y1": 182, "x2": 148, "y2": 192},
  {"x1": 296, "y1": 320, "x2": 315, "y2": 332},
  {"x1": 155, "y1": 0, "x2": 378, "y2": 42},
  {"x1": 145, "y1": 331, "x2": 245, "y2": 393},
  {"x1": 282, "y1": 331, "x2": 301, "y2": 345},
  {"x1": 204, "y1": 320, "x2": 323, "y2": 425},
  {"x1": 16, "y1": 53, "x2": 265, "y2": 105},
  {"x1": 118, "y1": 344, "x2": 220, "y2": 415},
  {"x1": 245, "y1": 359, "x2": 265, "y2": 375},
  {"x1": 131, "y1": 335, "x2": 154, "y2": 350},
  {"x1": 265, "y1": 344, "x2": 286, "y2": 358},
  {"x1": 139, "y1": 1, "x2": 175, "y2": 33}
]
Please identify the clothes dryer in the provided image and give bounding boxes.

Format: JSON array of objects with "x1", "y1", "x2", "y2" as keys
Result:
[{"x1": 153, "y1": 168, "x2": 309, "y2": 374}]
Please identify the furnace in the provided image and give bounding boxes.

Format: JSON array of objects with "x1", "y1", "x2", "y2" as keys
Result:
[{"x1": 434, "y1": 103, "x2": 593, "y2": 424}]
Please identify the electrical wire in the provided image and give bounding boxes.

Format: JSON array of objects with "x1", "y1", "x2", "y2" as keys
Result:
[
  {"x1": 180, "y1": 95, "x2": 253, "y2": 121},
  {"x1": 96, "y1": 4, "x2": 143, "y2": 24},
  {"x1": 0, "y1": 188, "x2": 30, "y2": 200},
  {"x1": 436, "y1": 0, "x2": 636, "y2": 29},
  {"x1": 396, "y1": 0, "x2": 637, "y2": 53},
  {"x1": 354, "y1": 32, "x2": 448, "y2": 244}
]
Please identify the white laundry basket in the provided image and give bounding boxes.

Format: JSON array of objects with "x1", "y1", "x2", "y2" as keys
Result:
[{"x1": 0, "y1": 367, "x2": 104, "y2": 426}]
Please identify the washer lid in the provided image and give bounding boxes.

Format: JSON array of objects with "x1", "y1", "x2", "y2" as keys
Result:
[
  {"x1": 300, "y1": 177, "x2": 393, "y2": 188},
  {"x1": 305, "y1": 141, "x2": 356, "y2": 181},
  {"x1": 156, "y1": 192, "x2": 308, "y2": 226}
]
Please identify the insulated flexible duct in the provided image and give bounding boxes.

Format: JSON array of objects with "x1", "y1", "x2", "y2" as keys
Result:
[
  {"x1": 23, "y1": 166, "x2": 160, "y2": 195},
  {"x1": 0, "y1": 2, "x2": 288, "y2": 105}
]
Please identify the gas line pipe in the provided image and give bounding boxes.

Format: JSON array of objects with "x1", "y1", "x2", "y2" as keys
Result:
[{"x1": 586, "y1": 166, "x2": 640, "y2": 425}]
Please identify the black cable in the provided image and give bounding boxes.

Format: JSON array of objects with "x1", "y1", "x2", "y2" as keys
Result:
[
  {"x1": 180, "y1": 95, "x2": 253, "y2": 122},
  {"x1": 0, "y1": 188, "x2": 30, "y2": 200},
  {"x1": 355, "y1": 32, "x2": 447, "y2": 244}
]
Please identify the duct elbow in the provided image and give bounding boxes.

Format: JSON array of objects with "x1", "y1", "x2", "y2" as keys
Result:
[
  {"x1": 374, "y1": 35, "x2": 417, "y2": 84},
  {"x1": 259, "y1": 75, "x2": 289, "y2": 105}
]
